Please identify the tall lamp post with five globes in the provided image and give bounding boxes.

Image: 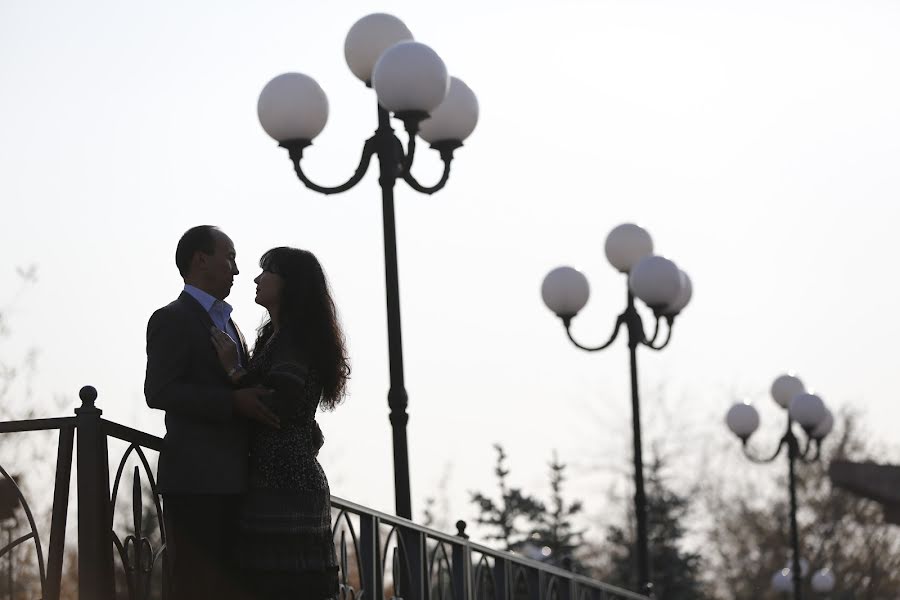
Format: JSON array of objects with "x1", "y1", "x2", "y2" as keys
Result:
[
  {"x1": 256, "y1": 13, "x2": 479, "y2": 519},
  {"x1": 726, "y1": 374, "x2": 835, "y2": 599},
  {"x1": 541, "y1": 223, "x2": 693, "y2": 597}
]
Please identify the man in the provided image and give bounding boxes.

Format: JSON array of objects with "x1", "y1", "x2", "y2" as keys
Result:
[{"x1": 145, "y1": 225, "x2": 279, "y2": 599}]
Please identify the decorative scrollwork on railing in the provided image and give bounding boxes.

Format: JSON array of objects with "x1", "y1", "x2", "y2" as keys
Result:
[
  {"x1": 512, "y1": 566, "x2": 531, "y2": 600},
  {"x1": 391, "y1": 546, "x2": 403, "y2": 600},
  {"x1": 332, "y1": 509, "x2": 365, "y2": 600},
  {"x1": 109, "y1": 443, "x2": 167, "y2": 600},
  {"x1": 0, "y1": 463, "x2": 47, "y2": 597},
  {"x1": 427, "y1": 540, "x2": 454, "y2": 600},
  {"x1": 576, "y1": 583, "x2": 593, "y2": 600},
  {"x1": 473, "y1": 555, "x2": 497, "y2": 600},
  {"x1": 382, "y1": 526, "x2": 413, "y2": 600},
  {"x1": 545, "y1": 574, "x2": 561, "y2": 600}
]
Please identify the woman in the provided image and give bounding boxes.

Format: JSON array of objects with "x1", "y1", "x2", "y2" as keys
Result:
[{"x1": 210, "y1": 247, "x2": 349, "y2": 600}]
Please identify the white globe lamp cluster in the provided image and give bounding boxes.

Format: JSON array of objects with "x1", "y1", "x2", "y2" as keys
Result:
[
  {"x1": 541, "y1": 224, "x2": 692, "y2": 321},
  {"x1": 257, "y1": 13, "x2": 478, "y2": 152},
  {"x1": 726, "y1": 374, "x2": 834, "y2": 442}
]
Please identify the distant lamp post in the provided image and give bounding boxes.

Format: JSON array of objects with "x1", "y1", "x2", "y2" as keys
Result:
[
  {"x1": 257, "y1": 13, "x2": 479, "y2": 520},
  {"x1": 541, "y1": 223, "x2": 692, "y2": 596},
  {"x1": 726, "y1": 374, "x2": 835, "y2": 600}
]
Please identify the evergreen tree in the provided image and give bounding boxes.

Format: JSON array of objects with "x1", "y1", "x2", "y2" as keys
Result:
[
  {"x1": 470, "y1": 444, "x2": 544, "y2": 551},
  {"x1": 598, "y1": 454, "x2": 709, "y2": 599},
  {"x1": 530, "y1": 452, "x2": 586, "y2": 572}
]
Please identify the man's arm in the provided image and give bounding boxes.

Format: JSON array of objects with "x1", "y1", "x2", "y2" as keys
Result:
[{"x1": 144, "y1": 308, "x2": 233, "y2": 421}]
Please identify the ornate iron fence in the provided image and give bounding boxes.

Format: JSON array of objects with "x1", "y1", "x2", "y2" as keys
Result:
[{"x1": 0, "y1": 387, "x2": 648, "y2": 600}]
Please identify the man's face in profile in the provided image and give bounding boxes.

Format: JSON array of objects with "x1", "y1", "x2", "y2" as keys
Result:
[{"x1": 202, "y1": 232, "x2": 238, "y2": 300}]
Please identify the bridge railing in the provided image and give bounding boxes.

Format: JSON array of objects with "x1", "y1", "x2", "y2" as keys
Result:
[{"x1": 0, "y1": 386, "x2": 648, "y2": 600}]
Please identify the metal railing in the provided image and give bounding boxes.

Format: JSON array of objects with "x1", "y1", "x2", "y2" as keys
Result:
[{"x1": 0, "y1": 386, "x2": 648, "y2": 600}]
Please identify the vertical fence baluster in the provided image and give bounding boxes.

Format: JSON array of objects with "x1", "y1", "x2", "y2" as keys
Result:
[
  {"x1": 528, "y1": 567, "x2": 540, "y2": 600},
  {"x1": 75, "y1": 386, "x2": 115, "y2": 600},
  {"x1": 493, "y1": 556, "x2": 509, "y2": 600},
  {"x1": 360, "y1": 514, "x2": 383, "y2": 600},
  {"x1": 453, "y1": 521, "x2": 472, "y2": 600},
  {"x1": 399, "y1": 527, "x2": 426, "y2": 599},
  {"x1": 44, "y1": 425, "x2": 74, "y2": 600}
]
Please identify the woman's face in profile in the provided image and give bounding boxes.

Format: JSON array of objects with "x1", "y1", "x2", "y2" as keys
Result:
[{"x1": 254, "y1": 269, "x2": 284, "y2": 310}]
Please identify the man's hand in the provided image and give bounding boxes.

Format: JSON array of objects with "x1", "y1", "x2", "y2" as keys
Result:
[{"x1": 232, "y1": 388, "x2": 280, "y2": 429}]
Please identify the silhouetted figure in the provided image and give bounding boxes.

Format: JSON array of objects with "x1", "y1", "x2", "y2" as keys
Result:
[
  {"x1": 211, "y1": 247, "x2": 348, "y2": 600},
  {"x1": 145, "y1": 226, "x2": 278, "y2": 600}
]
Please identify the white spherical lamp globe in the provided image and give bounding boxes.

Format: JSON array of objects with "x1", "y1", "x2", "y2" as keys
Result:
[
  {"x1": 419, "y1": 77, "x2": 479, "y2": 143},
  {"x1": 629, "y1": 255, "x2": 682, "y2": 309},
  {"x1": 258, "y1": 73, "x2": 329, "y2": 143},
  {"x1": 812, "y1": 409, "x2": 834, "y2": 440},
  {"x1": 542, "y1": 267, "x2": 590, "y2": 318},
  {"x1": 372, "y1": 41, "x2": 449, "y2": 114},
  {"x1": 771, "y1": 374, "x2": 805, "y2": 409},
  {"x1": 812, "y1": 568, "x2": 835, "y2": 593},
  {"x1": 771, "y1": 568, "x2": 792, "y2": 593},
  {"x1": 605, "y1": 224, "x2": 653, "y2": 273},
  {"x1": 344, "y1": 13, "x2": 413, "y2": 84},
  {"x1": 789, "y1": 393, "x2": 827, "y2": 430},
  {"x1": 662, "y1": 270, "x2": 692, "y2": 316},
  {"x1": 726, "y1": 402, "x2": 760, "y2": 440}
]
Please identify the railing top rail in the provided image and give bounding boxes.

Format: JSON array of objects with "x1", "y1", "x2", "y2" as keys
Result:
[
  {"x1": 330, "y1": 495, "x2": 649, "y2": 598},
  {"x1": 101, "y1": 419, "x2": 164, "y2": 452},
  {"x1": 0, "y1": 417, "x2": 75, "y2": 434}
]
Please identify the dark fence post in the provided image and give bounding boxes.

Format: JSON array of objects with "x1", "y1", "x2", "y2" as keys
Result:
[
  {"x1": 493, "y1": 555, "x2": 510, "y2": 600},
  {"x1": 75, "y1": 386, "x2": 115, "y2": 600},
  {"x1": 359, "y1": 513, "x2": 383, "y2": 600},
  {"x1": 399, "y1": 527, "x2": 426, "y2": 599},
  {"x1": 44, "y1": 425, "x2": 75, "y2": 600},
  {"x1": 453, "y1": 520, "x2": 472, "y2": 600}
]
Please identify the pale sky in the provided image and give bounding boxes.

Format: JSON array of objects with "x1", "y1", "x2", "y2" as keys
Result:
[{"x1": 2, "y1": 0, "x2": 899, "y2": 540}]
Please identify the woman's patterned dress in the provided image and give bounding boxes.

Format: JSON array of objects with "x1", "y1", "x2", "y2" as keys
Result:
[{"x1": 237, "y1": 332, "x2": 338, "y2": 599}]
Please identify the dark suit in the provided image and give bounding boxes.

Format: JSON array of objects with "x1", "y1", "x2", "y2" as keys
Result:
[{"x1": 144, "y1": 291, "x2": 250, "y2": 599}]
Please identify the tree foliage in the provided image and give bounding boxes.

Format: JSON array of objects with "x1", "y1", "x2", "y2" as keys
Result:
[
  {"x1": 470, "y1": 444, "x2": 545, "y2": 551},
  {"x1": 702, "y1": 412, "x2": 900, "y2": 599},
  {"x1": 595, "y1": 453, "x2": 710, "y2": 599},
  {"x1": 530, "y1": 452, "x2": 586, "y2": 572}
]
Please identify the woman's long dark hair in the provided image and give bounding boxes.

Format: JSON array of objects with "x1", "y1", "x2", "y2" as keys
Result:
[{"x1": 253, "y1": 247, "x2": 349, "y2": 409}]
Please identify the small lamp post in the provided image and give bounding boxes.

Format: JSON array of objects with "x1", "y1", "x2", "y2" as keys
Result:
[
  {"x1": 726, "y1": 374, "x2": 835, "y2": 599},
  {"x1": 257, "y1": 13, "x2": 479, "y2": 519},
  {"x1": 541, "y1": 223, "x2": 691, "y2": 596}
]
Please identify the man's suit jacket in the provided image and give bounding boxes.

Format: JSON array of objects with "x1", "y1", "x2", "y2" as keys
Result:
[{"x1": 144, "y1": 291, "x2": 250, "y2": 495}]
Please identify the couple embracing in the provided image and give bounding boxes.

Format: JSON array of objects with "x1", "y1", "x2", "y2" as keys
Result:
[{"x1": 144, "y1": 225, "x2": 349, "y2": 600}]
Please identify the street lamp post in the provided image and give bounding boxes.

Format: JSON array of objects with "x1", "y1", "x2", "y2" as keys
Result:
[
  {"x1": 257, "y1": 13, "x2": 479, "y2": 519},
  {"x1": 541, "y1": 223, "x2": 693, "y2": 596},
  {"x1": 726, "y1": 374, "x2": 835, "y2": 599}
]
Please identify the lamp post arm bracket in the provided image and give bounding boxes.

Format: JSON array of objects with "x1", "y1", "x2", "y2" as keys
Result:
[
  {"x1": 399, "y1": 132, "x2": 453, "y2": 194},
  {"x1": 564, "y1": 314, "x2": 626, "y2": 352},
  {"x1": 645, "y1": 317, "x2": 673, "y2": 351},
  {"x1": 799, "y1": 437, "x2": 822, "y2": 462},
  {"x1": 646, "y1": 316, "x2": 661, "y2": 345},
  {"x1": 741, "y1": 437, "x2": 786, "y2": 464},
  {"x1": 289, "y1": 137, "x2": 377, "y2": 195}
]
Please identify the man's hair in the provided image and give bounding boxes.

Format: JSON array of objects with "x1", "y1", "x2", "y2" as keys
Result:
[{"x1": 175, "y1": 225, "x2": 221, "y2": 277}]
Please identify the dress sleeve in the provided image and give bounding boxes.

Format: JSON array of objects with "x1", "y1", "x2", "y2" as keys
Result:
[
  {"x1": 260, "y1": 339, "x2": 310, "y2": 419},
  {"x1": 260, "y1": 339, "x2": 325, "y2": 452}
]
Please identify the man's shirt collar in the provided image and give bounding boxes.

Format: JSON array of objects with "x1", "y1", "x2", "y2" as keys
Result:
[{"x1": 184, "y1": 285, "x2": 233, "y2": 321}]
